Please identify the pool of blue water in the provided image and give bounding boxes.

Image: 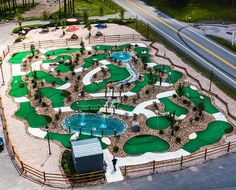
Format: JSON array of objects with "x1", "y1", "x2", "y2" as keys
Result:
[
  {"x1": 112, "y1": 52, "x2": 132, "y2": 62},
  {"x1": 62, "y1": 113, "x2": 126, "y2": 137}
]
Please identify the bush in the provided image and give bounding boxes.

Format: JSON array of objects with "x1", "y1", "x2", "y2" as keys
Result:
[
  {"x1": 145, "y1": 89, "x2": 150, "y2": 94},
  {"x1": 113, "y1": 145, "x2": 119, "y2": 153},
  {"x1": 174, "y1": 126, "x2": 180, "y2": 131},
  {"x1": 173, "y1": 94, "x2": 177, "y2": 98},
  {"x1": 192, "y1": 107, "x2": 197, "y2": 111},
  {"x1": 183, "y1": 99, "x2": 188, "y2": 104},
  {"x1": 42, "y1": 102, "x2": 47, "y2": 107},
  {"x1": 159, "y1": 130, "x2": 164, "y2": 135},
  {"x1": 61, "y1": 150, "x2": 75, "y2": 176},
  {"x1": 195, "y1": 117, "x2": 200, "y2": 121},
  {"x1": 71, "y1": 71, "x2": 75, "y2": 76},
  {"x1": 19, "y1": 82, "x2": 24, "y2": 88},
  {"x1": 176, "y1": 137, "x2": 181, "y2": 143},
  {"x1": 65, "y1": 76, "x2": 69, "y2": 81},
  {"x1": 225, "y1": 127, "x2": 233, "y2": 134}
]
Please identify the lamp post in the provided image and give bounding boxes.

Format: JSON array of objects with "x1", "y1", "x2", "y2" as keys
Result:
[
  {"x1": 209, "y1": 70, "x2": 213, "y2": 91},
  {"x1": 0, "y1": 58, "x2": 5, "y2": 86},
  {"x1": 45, "y1": 125, "x2": 51, "y2": 155}
]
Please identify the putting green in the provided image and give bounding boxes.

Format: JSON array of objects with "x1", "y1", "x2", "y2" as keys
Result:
[
  {"x1": 134, "y1": 47, "x2": 151, "y2": 63},
  {"x1": 44, "y1": 48, "x2": 81, "y2": 56},
  {"x1": 92, "y1": 44, "x2": 131, "y2": 51},
  {"x1": 146, "y1": 116, "x2": 171, "y2": 130},
  {"x1": 43, "y1": 55, "x2": 71, "y2": 64},
  {"x1": 55, "y1": 63, "x2": 72, "y2": 73},
  {"x1": 15, "y1": 102, "x2": 51, "y2": 128},
  {"x1": 184, "y1": 86, "x2": 219, "y2": 114},
  {"x1": 28, "y1": 71, "x2": 66, "y2": 85},
  {"x1": 113, "y1": 103, "x2": 135, "y2": 112},
  {"x1": 70, "y1": 99, "x2": 106, "y2": 112},
  {"x1": 9, "y1": 51, "x2": 32, "y2": 64},
  {"x1": 183, "y1": 121, "x2": 233, "y2": 153},
  {"x1": 124, "y1": 135, "x2": 169, "y2": 155},
  {"x1": 38, "y1": 88, "x2": 70, "y2": 107},
  {"x1": 45, "y1": 132, "x2": 108, "y2": 149},
  {"x1": 83, "y1": 64, "x2": 130, "y2": 93},
  {"x1": 131, "y1": 73, "x2": 158, "y2": 93},
  {"x1": 159, "y1": 97, "x2": 189, "y2": 117},
  {"x1": 9, "y1": 76, "x2": 28, "y2": 97},
  {"x1": 83, "y1": 53, "x2": 109, "y2": 68},
  {"x1": 154, "y1": 65, "x2": 183, "y2": 83}
]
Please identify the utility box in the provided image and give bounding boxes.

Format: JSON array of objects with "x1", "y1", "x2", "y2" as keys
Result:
[{"x1": 71, "y1": 138, "x2": 104, "y2": 173}]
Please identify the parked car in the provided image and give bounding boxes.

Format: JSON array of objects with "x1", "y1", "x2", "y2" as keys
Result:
[{"x1": 0, "y1": 137, "x2": 4, "y2": 152}]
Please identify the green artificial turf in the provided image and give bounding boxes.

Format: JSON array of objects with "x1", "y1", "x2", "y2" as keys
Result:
[
  {"x1": 28, "y1": 71, "x2": 66, "y2": 85},
  {"x1": 134, "y1": 47, "x2": 151, "y2": 63},
  {"x1": 43, "y1": 55, "x2": 72, "y2": 64},
  {"x1": 83, "y1": 53, "x2": 109, "y2": 68},
  {"x1": 70, "y1": 99, "x2": 106, "y2": 112},
  {"x1": 92, "y1": 44, "x2": 131, "y2": 51},
  {"x1": 38, "y1": 88, "x2": 70, "y2": 107},
  {"x1": 113, "y1": 103, "x2": 135, "y2": 112},
  {"x1": 83, "y1": 64, "x2": 130, "y2": 93},
  {"x1": 9, "y1": 51, "x2": 32, "y2": 64},
  {"x1": 183, "y1": 121, "x2": 233, "y2": 153},
  {"x1": 45, "y1": 132, "x2": 107, "y2": 149},
  {"x1": 159, "y1": 97, "x2": 189, "y2": 117},
  {"x1": 15, "y1": 102, "x2": 51, "y2": 128},
  {"x1": 8, "y1": 76, "x2": 29, "y2": 97},
  {"x1": 146, "y1": 116, "x2": 171, "y2": 130},
  {"x1": 123, "y1": 135, "x2": 169, "y2": 155},
  {"x1": 44, "y1": 48, "x2": 81, "y2": 56},
  {"x1": 154, "y1": 65, "x2": 183, "y2": 83},
  {"x1": 183, "y1": 86, "x2": 219, "y2": 114}
]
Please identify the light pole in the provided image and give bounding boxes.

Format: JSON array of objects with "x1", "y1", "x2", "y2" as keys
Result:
[
  {"x1": 45, "y1": 125, "x2": 51, "y2": 155},
  {"x1": 209, "y1": 70, "x2": 213, "y2": 92},
  {"x1": 232, "y1": 31, "x2": 235, "y2": 46},
  {"x1": 0, "y1": 58, "x2": 5, "y2": 86}
]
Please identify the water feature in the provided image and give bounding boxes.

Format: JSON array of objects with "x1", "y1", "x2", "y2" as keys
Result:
[
  {"x1": 62, "y1": 113, "x2": 127, "y2": 137},
  {"x1": 112, "y1": 52, "x2": 132, "y2": 62}
]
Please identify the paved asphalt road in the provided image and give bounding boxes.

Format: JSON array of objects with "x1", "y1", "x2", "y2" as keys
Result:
[{"x1": 114, "y1": 0, "x2": 236, "y2": 91}]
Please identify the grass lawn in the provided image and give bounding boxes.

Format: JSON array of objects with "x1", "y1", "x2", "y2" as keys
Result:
[
  {"x1": 141, "y1": 0, "x2": 236, "y2": 22},
  {"x1": 206, "y1": 35, "x2": 236, "y2": 54}
]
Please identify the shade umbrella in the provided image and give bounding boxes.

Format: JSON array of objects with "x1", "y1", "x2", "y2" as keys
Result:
[
  {"x1": 67, "y1": 18, "x2": 77, "y2": 22},
  {"x1": 94, "y1": 23, "x2": 107, "y2": 29},
  {"x1": 67, "y1": 26, "x2": 79, "y2": 32}
]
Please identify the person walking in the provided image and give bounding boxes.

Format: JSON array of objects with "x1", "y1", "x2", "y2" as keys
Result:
[{"x1": 112, "y1": 156, "x2": 118, "y2": 172}]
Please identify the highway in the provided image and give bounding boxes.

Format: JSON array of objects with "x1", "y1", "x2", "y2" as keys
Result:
[{"x1": 113, "y1": 0, "x2": 236, "y2": 91}]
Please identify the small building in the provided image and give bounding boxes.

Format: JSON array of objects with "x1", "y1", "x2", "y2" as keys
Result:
[{"x1": 71, "y1": 138, "x2": 104, "y2": 173}]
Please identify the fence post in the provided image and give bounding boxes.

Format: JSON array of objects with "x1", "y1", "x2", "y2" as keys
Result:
[
  {"x1": 104, "y1": 35, "x2": 105, "y2": 43},
  {"x1": 66, "y1": 38, "x2": 68, "y2": 46},
  {"x1": 152, "y1": 160, "x2": 155, "y2": 173},
  {"x1": 7, "y1": 45, "x2": 10, "y2": 52},
  {"x1": 43, "y1": 171, "x2": 46, "y2": 183},
  {"x1": 204, "y1": 148, "x2": 207, "y2": 160},
  {"x1": 133, "y1": 33, "x2": 135, "y2": 41},
  {"x1": 227, "y1": 142, "x2": 231, "y2": 152},
  {"x1": 20, "y1": 161, "x2": 24, "y2": 173},
  {"x1": 180, "y1": 155, "x2": 183, "y2": 168},
  {"x1": 39, "y1": 41, "x2": 41, "y2": 48},
  {"x1": 23, "y1": 43, "x2": 25, "y2": 50},
  {"x1": 118, "y1": 34, "x2": 120, "y2": 42},
  {"x1": 105, "y1": 106, "x2": 108, "y2": 113},
  {"x1": 124, "y1": 166, "x2": 127, "y2": 176}
]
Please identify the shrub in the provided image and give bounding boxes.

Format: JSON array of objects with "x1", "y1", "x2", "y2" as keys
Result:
[
  {"x1": 193, "y1": 107, "x2": 197, "y2": 111},
  {"x1": 176, "y1": 137, "x2": 181, "y2": 143},
  {"x1": 171, "y1": 129, "x2": 175, "y2": 136},
  {"x1": 19, "y1": 82, "x2": 24, "y2": 88},
  {"x1": 71, "y1": 71, "x2": 75, "y2": 76},
  {"x1": 173, "y1": 94, "x2": 177, "y2": 98},
  {"x1": 113, "y1": 145, "x2": 119, "y2": 153},
  {"x1": 42, "y1": 102, "x2": 47, "y2": 107},
  {"x1": 195, "y1": 117, "x2": 200, "y2": 121},
  {"x1": 183, "y1": 99, "x2": 188, "y2": 104},
  {"x1": 145, "y1": 89, "x2": 150, "y2": 94},
  {"x1": 174, "y1": 126, "x2": 180, "y2": 131},
  {"x1": 65, "y1": 76, "x2": 69, "y2": 81},
  {"x1": 159, "y1": 130, "x2": 164, "y2": 135},
  {"x1": 225, "y1": 127, "x2": 233, "y2": 134},
  {"x1": 61, "y1": 150, "x2": 75, "y2": 176}
]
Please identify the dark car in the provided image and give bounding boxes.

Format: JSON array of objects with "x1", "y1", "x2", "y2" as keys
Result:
[{"x1": 0, "y1": 137, "x2": 4, "y2": 152}]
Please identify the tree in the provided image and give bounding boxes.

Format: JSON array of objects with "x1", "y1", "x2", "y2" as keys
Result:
[
  {"x1": 86, "y1": 21, "x2": 92, "y2": 38},
  {"x1": 83, "y1": 10, "x2": 89, "y2": 24},
  {"x1": 99, "y1": 6, "x2": 104, "y2": 16},
  {"x1": 53, "y1": 15, "x2": 59, "y2": 28},
  {"x1": 176, "y1": 83, "x2": 185, "y2": 97},
  {"x1": 119, "y1": 9, "x2": 125, "y2": 20},
  {"x1": 42, "y1": 9, "x2": 49, "y2": 20},
  {"x1": 15, "y1": 12, "x2": 23, "y2": 28},
  {"x1": 30, "y1": 44, "x2": 35, "y2": 56}
]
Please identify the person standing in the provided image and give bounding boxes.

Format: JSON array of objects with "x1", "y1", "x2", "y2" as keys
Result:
[{"x1": 112, "y1": 156, "x2": 118, "y2": 172}]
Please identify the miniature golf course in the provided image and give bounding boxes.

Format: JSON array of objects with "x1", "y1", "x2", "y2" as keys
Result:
[
  {"x1": 184, "y1": 86, "x2": 219, "y2": 114},
  {"x1": 15, "y1": 102, "x2": 52, "y2": 128},
  {"x1": 83, "y1": 64, "x2": 130, "y2": 93},
  {"x1": 183, "y1": 121, "x2": 233, "y2": 153},
  {"x1": 44, "y1": 48, "x2": 81, "y2": 56},
  {"x1": 146, "y1": 116, "x2": 171, "y2": 130},
  {"x1": 159, "y1": 97, "x2": 189, "y2": 117},
  {"x1": 9, "y1": 76, "x2": 28, "y2": 97},
  {"x1": 124, "y1": 135, "x2": 170, "y2": 155},
  {"x1": 28, "y1": 71, "x2": 66, "y2": 85},
  {"x1": 70, "y1": 99, "x2": 107, "y2": 112}
]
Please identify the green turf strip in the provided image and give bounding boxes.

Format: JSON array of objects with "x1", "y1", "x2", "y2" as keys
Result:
[
  {"x1": 55, "y1": 63, "x2": 72, "y2": 73},
  {"x1": 92, "y1": 44, "x2": 131, "y2": 51},
  {"x1": 8, "y1": 76, "x2": 28, "y2": 97},
  {"x1": 43, "y1": 55, "x2": 71, "y2": 64},
  {"x1": 45, "y1": 132, "x2": 107, "y2": 149},
  {"x1": 38, "y1": 88, "x2": 70, "y2": 107},
  {"x1": 70, "y1": 99, "x2": 106, "y2": 112},
  {"x1": 134, "y1": 47, "x2": 151, "y2": 63},
  {"x1": 146, "y1": 116, "x2": 171, "y2": 130},
  {"x1": 123, "y1": 135, "x2": 169, "y2": 155},
  {"x1": 113, "y1": 103, "x2": 135, "y2": 112},
  {"x1": 183, "y1": 86, "x2": 219, "y2": 114},
  {"x1": 28, "y1": 71, "x2": 66, "y2": 85},
  {"x1": 44, "y1": 48, "x2": 81, "y2": 56},
  {"x1": 83, "y1": 53, "x2": 109, "y2": 68},
  {"x1": 9, "y1": 51, "x2": 32, "y2": 64},
  {"x1": 159, "y1": 97, "x2": 189, "y2": 117},
  {"x1": 183, "y1": 121, "x2": 233, "y2": 153},
  {"x1": 83, "y1": 64, "x2": 130, "y2": 93},
  {"x1": 154, "y1": 65, "x2": 183, "y2": 83},
  {"x1": 130, "y1": 73, "x2": 158, "y2": 93},
  {"x1": 15, "y1": 102, "x2": 51, "y2": 128}
]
